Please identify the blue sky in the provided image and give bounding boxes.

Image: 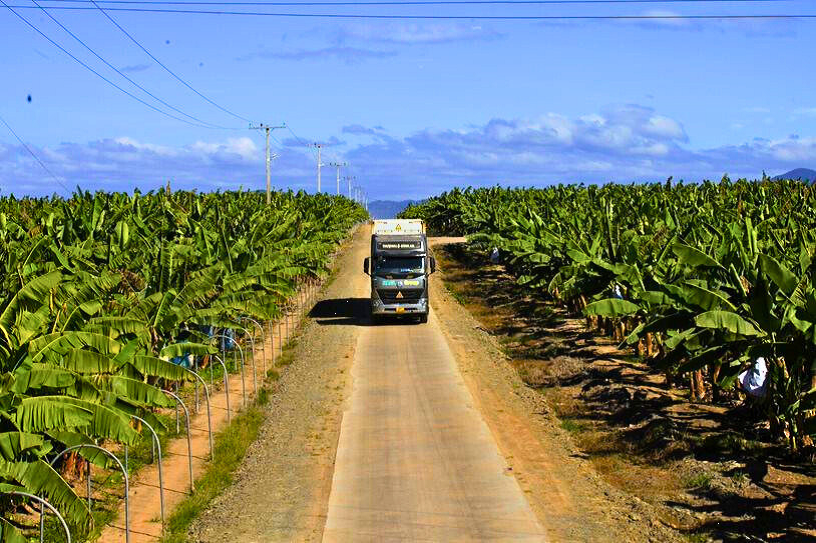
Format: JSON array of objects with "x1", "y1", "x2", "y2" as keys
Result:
[{"x1": 1, "y1": 0, "x2": 816, "y2": 199}]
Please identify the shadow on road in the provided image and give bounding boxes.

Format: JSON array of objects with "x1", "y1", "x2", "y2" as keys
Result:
[
  {"x1": 311, "y1": 298, "x2": 423, "y2": 326},
  {"x1": 311, "y1": 298, "x2": 371, "y2": 326}
]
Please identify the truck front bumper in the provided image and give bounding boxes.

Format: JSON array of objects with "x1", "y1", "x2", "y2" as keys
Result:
[{"x1": 371, "y1": 298, "x2": 428, "y2": 315}]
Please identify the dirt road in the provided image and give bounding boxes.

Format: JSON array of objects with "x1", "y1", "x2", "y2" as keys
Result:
[
  {"x1": 190, "y1": 228, "x2": 544, "y2": 541},
  {"x1": 322, "y1": 306, "x2": 545, "y2": 541}
]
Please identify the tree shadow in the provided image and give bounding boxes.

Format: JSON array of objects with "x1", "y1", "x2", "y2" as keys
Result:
[{"x1": 436, "y1": 241, "x2": 816, "y2": 542}]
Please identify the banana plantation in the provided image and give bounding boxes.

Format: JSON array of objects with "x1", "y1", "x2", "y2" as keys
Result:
[
  {"x1": 401, "y1": 179, "x2": 816, "y2": 454},
  {"x1": 0, "y1": 188, "x2": 366, "y2": 541}
]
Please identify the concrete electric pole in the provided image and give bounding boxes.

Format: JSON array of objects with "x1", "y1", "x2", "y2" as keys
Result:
[
  {"x1": 344, "y1": 175, "x2": 356, "y2": 198},
  {"x1": 249, "y1": 123, "x2": 285, "y2": 205},
  {"x1": 329, "y1": 162, "x2": 347, "y2": 195},
  {"x1": 312, "y1": 143, "x2": 323, "y2": 193}
]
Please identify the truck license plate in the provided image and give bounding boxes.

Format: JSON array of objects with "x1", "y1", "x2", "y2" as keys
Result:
[{"x1": 395, "y1": 307, "x2": 405, "y2": 313}]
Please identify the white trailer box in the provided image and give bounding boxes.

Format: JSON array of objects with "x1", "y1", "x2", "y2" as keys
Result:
[{"x1": 372, "y1": 219, "x2": 425, "y2": 236}]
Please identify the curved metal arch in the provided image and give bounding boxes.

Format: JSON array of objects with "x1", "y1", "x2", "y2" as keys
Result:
[
  {"x1": 42, "y1": 443, "x2": 129, "y2": 543},
  {"x1": 162, "y1": 389, "x2": 194, "y2": 494},
  {"x1": 236, "y1": 326, "x2": 258, "y2": 396},
  {"x1": 10, "y1": 491, "x2": 71, "y2": 543},
  {"x1": 211, "y1": 354, "x2": 231, "y2": 423},
  {"x1": 212, "y1": 333, "x2": 247, "y2": 407},
  {"x1": 181, "y1": 366, "x2": 214, "y2": 460},
  {"x1": 240, "y1": 316, "x2": 267, "y2": 374},
  {"x1": 131, "y1": 415, "x2": 164, "y2": 533}
]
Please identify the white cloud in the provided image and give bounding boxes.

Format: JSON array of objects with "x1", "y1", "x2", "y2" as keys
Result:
[
  {"x1": 189, "y1": 137, "x2": 259, "y2": 161},
  {"x1": 3, "y1": 105, "x2": 815, "y2": 200},
  {"x1": 793, "y1": 107, "x2": 816, "y2": 117},
  {"x1": 339, "y1": 23, "x2": 503, "y2": 45},
  {"x1": 0, "y1": 136, "x2": 313, "y2": 196},
  {"x1": 639, "y1": 10, "x2": 689, "y2": 27}
]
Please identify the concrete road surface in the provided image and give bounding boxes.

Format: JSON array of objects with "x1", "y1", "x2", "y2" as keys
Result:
[{"x1": 322, "y1": 300, "x2": 547, "y2": 541}]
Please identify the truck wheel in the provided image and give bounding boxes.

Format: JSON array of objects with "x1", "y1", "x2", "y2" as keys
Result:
[{"x1": 418, "y1": 314, "x2": 428, "y2": 324}]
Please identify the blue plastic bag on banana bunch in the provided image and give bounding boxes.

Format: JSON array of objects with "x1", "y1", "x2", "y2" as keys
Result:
[
  {"x1": 738, "y1": 357, "x2": 767, "y2": 398},
  {"x1": 489, "y1": 247, "x2": 500, "y2": 264}
]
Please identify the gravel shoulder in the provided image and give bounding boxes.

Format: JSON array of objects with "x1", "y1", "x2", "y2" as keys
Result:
[{"x1": 190, "y1": 226, "x2": 369, "y2": 543}]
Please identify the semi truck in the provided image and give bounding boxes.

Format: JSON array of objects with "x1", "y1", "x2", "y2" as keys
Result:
[{"x1": 363, "y1": 219, "x2": 436, "y2": 323}]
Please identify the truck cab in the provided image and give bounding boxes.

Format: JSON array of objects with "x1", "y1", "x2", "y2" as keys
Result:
[{"x1": 363, "y1": 220, "x2": 436, "y2": 323}]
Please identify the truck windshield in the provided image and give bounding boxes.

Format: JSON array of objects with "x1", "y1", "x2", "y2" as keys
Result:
[{"x1": 374, "y1": 256, "x2": 424, "y2": 274}]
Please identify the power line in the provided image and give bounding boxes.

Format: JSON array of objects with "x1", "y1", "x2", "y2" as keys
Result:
[
  {"x1": 285, "y1": 124, "x2": 319, "y2": 160},
  {"x1": 88, "y1": 0, "x2": 253, "y2": 122},
  {"x1": 15, "y1": 6, "x2": 816, "y2": 18},
  {"x1": 0, "y1": 113, "x2": 71, "y2": 195},
  {"x1": 28, "y1": 0, "x2": 794, "y2": 5},
  {"x1": 29, "y1": 0, "x2": 234, "y2": 129},
  {"x1": 0, "y1": 0, "x2": 220, "y2": 127}
]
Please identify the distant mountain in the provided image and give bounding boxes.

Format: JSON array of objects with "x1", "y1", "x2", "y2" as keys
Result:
[
  {"x1": 367, "y1": 200, "x2": 421, "y2": 219},
  {"x1": 772, "y1": 168, "x2": 816, "y2": 182}
]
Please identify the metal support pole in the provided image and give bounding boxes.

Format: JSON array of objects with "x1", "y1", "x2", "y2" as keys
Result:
[
  {"x1": 269, "y1": 321, "x2": 274, "y2": 369},
  {"x1": 182, "y1": 367, "x2": 213, "y2": 459},
  {"x1": 208, "y1": 354, "x2": 214, "y2": 387},
  {"x1": 212, "y1": 355, "x2": 231, "y2": 423},
  {"x1": 277, "y1": 319, "x2": 283, "y2": 360},
  {"x1": 213, "y1": 334, "x2": 247, "y2": 407},
  {"x1": 131, "y1": 415, "x2": 164, "y2": 534},
  {"x1": 174, "y1": 402, "x2": 180, "y2": 434},
  {"x1": 163, "y1": 390, "x2": 194, "y2": 494},
  {"x1": 193, "y1": 356, "x2": 200, "y2": 412},
  {"x1": 238, "y1": 326, "x2": 258, "y2": 396},
  {"x1": 20, "y1": 492, "x2": 72, "y2": 543},
  {"x1": 242, "y1": 317, "x2": 267, "y2": 375},
  {"x1": 284, "y1": 309, "x2": 290, "y2": 349},
  {"x1": 86, "y1": 460, "x2": 91, "y2": 512}
]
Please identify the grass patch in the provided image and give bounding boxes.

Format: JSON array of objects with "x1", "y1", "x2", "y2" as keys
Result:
[
  {"x1": 694, "y1": 433, "x2": 766, "y2": 456},
  {"x1": 683, "y1": 531, "x2": 712, "y2": 543},
  {"x1": 276, "y1": 351, "x2": 295, "y2": 367},
  {"x1": 682, "y1": 471, "x2": 713, "y2": 491},
  {"x1": 730, "y1": 470, "x2": 748, "y2": 486},
  {"x1": 446, "y1": 286, "x2": 468, "y2": 306},
  {"x1": 560, "y1": 418, "x2": 588, "y2": 434},
  {"x1": 160, "y1": 388, "x2": 272, "y2": 543},
  {"x1": 275, "y1": 339, "x2": 299, "y2": 368}
]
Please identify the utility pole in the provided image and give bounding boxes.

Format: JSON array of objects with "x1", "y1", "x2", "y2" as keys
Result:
[
  {"x1": 249, "y1": 123, "x2": 285, "y2": 204},
  {"x1": 329, "y1": 162, "x2": 346, "y2": 195},
  {"x1": 312, "y1": 143, "x2": 323, "y2": 193},
  {"x1": 344, "y1": 175, "x2": 356, "y2": 198}
]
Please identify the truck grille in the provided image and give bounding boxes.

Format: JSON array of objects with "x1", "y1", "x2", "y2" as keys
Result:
[{"x1": 377, "y1": 289, "x2": 424, "y2": 304}]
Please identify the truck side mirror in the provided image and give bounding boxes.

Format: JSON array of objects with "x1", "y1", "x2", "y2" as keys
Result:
[
  {"x1": 363, "y1": 257, "x2": 370, "y2": 275},
  {"x1": 430, "y1": 257, "x2": 436, "y2": 274}
]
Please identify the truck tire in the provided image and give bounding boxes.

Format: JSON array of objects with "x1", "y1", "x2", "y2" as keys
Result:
[{"x1": 418, "y1": 313, "x2": 428, "y2": 324}]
